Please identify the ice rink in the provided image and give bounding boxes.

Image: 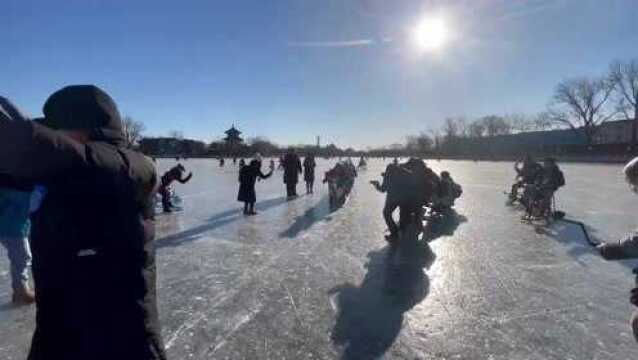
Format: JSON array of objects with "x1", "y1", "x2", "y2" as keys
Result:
[{"x1": 2, "y1": 158, "x2": 638, "y2": 359}]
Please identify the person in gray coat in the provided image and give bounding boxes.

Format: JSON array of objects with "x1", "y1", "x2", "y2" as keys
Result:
[{"x1": 598, "y1": 156, "x2": 638, "y2": 342}]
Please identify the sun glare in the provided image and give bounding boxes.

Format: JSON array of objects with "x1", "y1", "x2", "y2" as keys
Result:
[{"x1": 413, "y1": 16, "x2": 448, "y2": 52}]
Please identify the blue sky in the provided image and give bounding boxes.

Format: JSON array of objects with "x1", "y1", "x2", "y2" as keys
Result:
[{"x1": 2, "y1": 0, "x2": 637, "y2": 148}]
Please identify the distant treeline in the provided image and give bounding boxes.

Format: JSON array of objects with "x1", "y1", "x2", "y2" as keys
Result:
[{"x1": 138, "y1": 136, "x2": 366, "y2": 158}]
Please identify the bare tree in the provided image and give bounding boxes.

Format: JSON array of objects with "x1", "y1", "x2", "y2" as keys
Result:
[
  {"x1": 480, "y1": 115, "x2": 512, "y2": 137},
  {"x1": 505, "y1": 113, "x2": 530, "y2": 133},
  {"x1": 405, "y1": 132, "x2": 433, "y2": 153},
  {"x1": 122, "y1": 116, "x2": 145, "y2": 148},
  {"x1": 442, "y1": 117, "x2": 459, "y2": 141},
  {"x1": 548, "y1": 77, "x2": 617, "y2": 144},
  {"x1": 530, "y1": 112, "x2": 555, "y2": 131},
  {"x1": 610, "y1": 59, "x2": 638, "y2": 145},
  {"x1": 468, "y1": 120, "x2": 485, "y2": 138},
  {"x1": 455, "y1": 117, "x2": 469, "y2": 138}
]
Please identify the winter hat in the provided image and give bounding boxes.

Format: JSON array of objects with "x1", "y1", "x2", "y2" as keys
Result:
[{"x1": 41, "y1": 85, "x2": 124, "y2": 144}]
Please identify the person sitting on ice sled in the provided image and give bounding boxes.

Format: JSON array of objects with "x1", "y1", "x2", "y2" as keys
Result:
[
  {"x1": 238, "y1": 158, "x2": 273, "y2": 215},
  {"x1": 159, "y1": 163, "x2": 192, "y2": 213},
  {"x1": 598, "y1": 156, "x2": 638, "y2": 342},
  {"x1": 509, "y1": 155, "x2": 542, "y2": 202},
  {"x1": 324, "y1": 162, "x2": 354, "y2": 209},
  {"x1": 432, "y1": 171, "x2": 462, "y2": 213},
  {"x1": 523, "y1": 157, "x2": 564, "y2": 220}
]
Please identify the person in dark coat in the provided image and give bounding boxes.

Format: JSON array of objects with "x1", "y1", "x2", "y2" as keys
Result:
[
  {"x1": 238, "y1": 159, "x2": 273, "y2": 215},
  {"x1": 0, "y1": 86, "x2": 167, "y2": 360},
  {"x1": 303, "y1": 154, "x2": 316, "y2": 194},
  {"x1": 159, "y1": 163, "x2": 192, "y2": 213},
  {"x1": 371, "y1": 162, "x2": 412, "y2": 241},
  {"x1": 282, "y1": 148, "x2": 302, "y2": 198}
]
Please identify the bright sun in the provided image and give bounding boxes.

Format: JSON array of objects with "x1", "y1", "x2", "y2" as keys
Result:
[{"x1": 412, "y1": 16, "x2": 448, "y2": 52}]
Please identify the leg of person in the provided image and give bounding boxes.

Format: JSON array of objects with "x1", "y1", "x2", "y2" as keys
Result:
[
  {"x1": 541, "y1": 189, "x2": 555, "y2": 220},
  {"x1": 286, "y1": 183, "x2": 294, "y2": 197},
  {"x1": 243, "y1": 202, "x2": 249, "y2": 215},
  {"x1": 160, "y1": 187, "x2": 172, "y2": 212},
  {"x1": 249, "y1": 202, "x2": 257, "y2": 215},
  {"x1": 383, "y1": 200, "x2": 400, "y2": 239},
  {"x1": 510, "y1": 182, "x2": 520, "y2": 200},
  {"x1": 0, "y1": 236, "x2": 34, "y2": 304},
  {"x1": 399, "y1": 202, "x2": 419, "y2": 231},
  {"x1": 632, "y1": 309, "x2": 638, "y2": 343}
]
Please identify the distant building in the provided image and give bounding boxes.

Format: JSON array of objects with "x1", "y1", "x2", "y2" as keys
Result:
[
  {"x1": 224, "y1": 125, "x2": 244, "y2": 148},
  {"x1": 594, "y1": 119, "x2": 635, "y2": 144}
]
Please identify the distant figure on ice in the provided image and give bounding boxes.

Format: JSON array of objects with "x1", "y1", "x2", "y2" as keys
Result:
[
  {"x1": 0, "y1": 87, "x2": 167, "y2": 359},
  {"x1": 159, "y1": 163, "x2": 192, "y2": 213},
  {"x1": 303, "y1": 154, "x2": 316, "y2": 194},
  {"x1": 358, "y1": 156, "x2": 367, "y2": 169},
  {"x1": 282, "y1": 148, "x2": 303, "y2": 198},
  {"x1": 392, "y1": 157, "x2": 399, "y2": 166},
  {"x1": 432, "y1": 171, "x2": 462, "y2": 213},
  {"x1": 233, "y1": 157, "x2": 237, "y2": 165},
  {"x1": 219, "y1": 157, "x2": 225, "y2": 167},
  {"x1": 598, "y1": 157, "x2": 638, "y2": 342},
  {"x1": 238, "y1": 158, "x2": 273, "y2": 215}
]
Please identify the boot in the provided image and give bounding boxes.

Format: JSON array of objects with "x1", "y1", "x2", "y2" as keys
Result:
[{"x1": 12, "y1": 283, "x2": 35, "y2": 305}]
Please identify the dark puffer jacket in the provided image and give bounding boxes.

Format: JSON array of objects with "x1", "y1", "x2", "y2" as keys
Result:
[{"x1": 0, "y1": 88, "x2": 166, "y2": 360}]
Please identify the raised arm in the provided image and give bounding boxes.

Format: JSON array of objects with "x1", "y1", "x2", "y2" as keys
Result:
[
  {"x1": 178, "y1": 172, "x2": 193, "y2": 184},
  {"x1": 0, "y1": 118, "x2": 86, "y2": 183},
  {"x1": 259, "y1": 169, "x2": 273, "y2": 179}
]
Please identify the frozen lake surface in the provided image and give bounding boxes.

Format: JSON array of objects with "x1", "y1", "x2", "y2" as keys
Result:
[{"x1": 2, "y1": 158, "x2": 638, "y2": 359}]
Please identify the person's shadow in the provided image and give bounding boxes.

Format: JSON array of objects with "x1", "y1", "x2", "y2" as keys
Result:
[
  {"x1": 156, "y1": 196, "x2": 289, "y2": 248},
  {"x1": 279, "y1": 196, "x2": 333, "y2": 238},
  {"x1": 329, "y1": 232, "x2": 434, "y2": 359},
  {"x1": 422, "y1": 209, "x2": 467, "y2": 243}
]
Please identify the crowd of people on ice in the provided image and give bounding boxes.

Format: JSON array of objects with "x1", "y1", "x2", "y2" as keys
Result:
[
  {"x1": 2, "y1": 85, "x2": 638, "y2": 359},
  {"x1": 161, "y1": 149, "x2": 360, "y2": 215}
]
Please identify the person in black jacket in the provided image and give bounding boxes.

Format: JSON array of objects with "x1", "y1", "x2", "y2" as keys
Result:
[
  {"x1": 238, "y1": 159, "x2": 273, "y2": 215},
  {"x1": 0, "y1": 86, "x2": 167, "y2": 360},
  {"x1": 303, "y1": 154, "x2": 316, "y2": 194},
  {"x1": 159, "y1": 163, "x2": 192, "y2": 213},
  {"x1": 282, "y1": 148, "x2": 302, "y2": 198}
]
